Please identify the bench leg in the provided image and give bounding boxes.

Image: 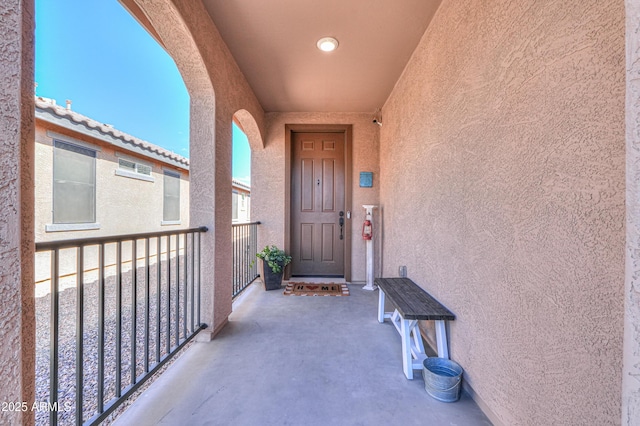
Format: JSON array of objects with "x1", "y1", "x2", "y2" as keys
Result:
[
  {"x1": 435, "y1": 320, "x2": 449, "y2": 359},
  {"x1": 377, "y1": 288, "x2": 386, "y2": 323},
  {"x1": 400, "y1": 318, "x2": 414, "y2": 379}
]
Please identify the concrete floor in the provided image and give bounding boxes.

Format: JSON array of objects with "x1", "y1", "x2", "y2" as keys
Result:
[{"x1": 114, "y1": 281, "x2": 492, "y2": 426}]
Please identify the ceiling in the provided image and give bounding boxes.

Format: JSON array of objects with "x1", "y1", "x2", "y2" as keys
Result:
[{"x1": 202, "y1": 0, "x2": 442, "y2": 113}]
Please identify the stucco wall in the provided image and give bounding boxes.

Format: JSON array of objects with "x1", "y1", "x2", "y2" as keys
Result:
[
  {"x1": 624, "y1": 0, "x2": 640, "y2": 422},
  {"x1": 379, "y1": 1, "x2": 625, "y2": 424},
  {"x1": 0, "y1": 0, "x2": 35, "y2": 424},
  {"x1": 254, "y1": 113, "x2": 380, "y2": 282}
]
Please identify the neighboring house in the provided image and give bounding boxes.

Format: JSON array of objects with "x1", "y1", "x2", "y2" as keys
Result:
[
  {"x1": 34, "y1": 96, "x2": 191, "y2": 285},
  {"x1": 232, "y1": 179, "x2": 250, "y2": 222},
  {"x1": 34, "y1": 96, "x2": 190, "y2": 243}
]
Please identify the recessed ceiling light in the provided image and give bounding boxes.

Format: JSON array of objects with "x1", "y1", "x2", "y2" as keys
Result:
[{"x1": 317, "y1": 37, "x2": 339, "y2": 52}]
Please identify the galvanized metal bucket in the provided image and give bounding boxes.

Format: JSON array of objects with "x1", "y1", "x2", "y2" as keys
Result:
[{"x1": 422, "y1": 358, "x2": 463, "y2": 402}]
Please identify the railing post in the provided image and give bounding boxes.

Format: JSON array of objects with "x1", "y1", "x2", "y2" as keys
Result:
[
  {"x1": 97, "y1": 243, "x2": 105, "y2": 414},
  {"x1": 116, "y1": 241, "x2": 123, "y2": 397},
  {"x1": 75, "y1": 247, "x2": 84, "y2": 426},
  {"x1": 131, "y1": 239, "x2": 137, "y2": 385},
  {"x1": 50, "y1": 248, "x2": 59, "y2": 426}
]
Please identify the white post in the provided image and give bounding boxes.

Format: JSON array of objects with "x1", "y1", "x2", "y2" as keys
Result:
[{"x1": 362, "y1": 205, "x2": 377, "y2": 291}]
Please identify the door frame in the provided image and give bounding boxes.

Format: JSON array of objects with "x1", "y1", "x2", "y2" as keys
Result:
[{"x1": 284, "y1": 124, "x2": 353, "y2": 282}]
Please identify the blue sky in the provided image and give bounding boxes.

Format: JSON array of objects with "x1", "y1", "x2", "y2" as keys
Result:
[{"x1": 35, "y1": 0, "x2": 251, "y2": 184}]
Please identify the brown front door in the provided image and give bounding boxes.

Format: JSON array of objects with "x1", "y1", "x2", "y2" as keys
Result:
[{"x1": 291, "y1": 132, "x2": 345, "y2": 276}]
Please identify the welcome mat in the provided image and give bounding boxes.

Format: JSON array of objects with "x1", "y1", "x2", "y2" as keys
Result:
[{"x1": 283, "y1": 283, "x2": 349, "y2": 296}]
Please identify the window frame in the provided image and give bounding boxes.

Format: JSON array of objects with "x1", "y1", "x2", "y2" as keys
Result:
[
  {"x1": 162, "y1": 169, "x2": 181, "y2": 225},
  {"x1": 115, "y1": 155, "x2": 155, "y2": 182},
  {"x1": 47, "y1": 139, "x2": 100, "y2": 232}
]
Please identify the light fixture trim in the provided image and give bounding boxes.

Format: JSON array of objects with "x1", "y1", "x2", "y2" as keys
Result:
[{"x1": 317, "y1": 36, "x2": 339, "y2": 52}]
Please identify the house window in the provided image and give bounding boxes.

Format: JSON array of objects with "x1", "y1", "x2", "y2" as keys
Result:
[
  {"x1": 118, "y1": 158, "x2": 152, "y2": 176},
  {"x1": 53, "y1": 140, "x2": 96, "y2": 224},
  {"x1": 232, "y1": 190, "x2": 239, "y2": 221},
  {"x1": 163, "y1": 170, "x2": 181, "y2": 222}
]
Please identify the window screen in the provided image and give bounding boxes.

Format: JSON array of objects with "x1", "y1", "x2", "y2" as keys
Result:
[
  {"x1": 119, "y1": 158, "x2": 151, "y2": 176},
  {"x1": 53, "y1": 140, "x2": 97, "y2": 224},
  {"x1": 136, "y1": 163, "x2": 152, "y2": 176},
  {"x1": 232, "y1": 191, "x2": 238, "y2": 220},
  {"x1": 163, "y1": 171, "x2": 181, "y2": 221}
]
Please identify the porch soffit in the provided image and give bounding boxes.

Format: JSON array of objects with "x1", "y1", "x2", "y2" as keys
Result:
[{"x1": 202, "y1": 0, "x2": 442, "y2": 113}]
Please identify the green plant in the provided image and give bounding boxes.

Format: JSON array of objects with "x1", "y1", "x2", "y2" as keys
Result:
[{"x1": 254, "y1": 245, "x2": 292, "y2": 274}]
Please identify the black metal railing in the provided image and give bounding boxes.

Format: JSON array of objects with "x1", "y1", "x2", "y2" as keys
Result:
[
  {"x1": 35, "y1": 226, "x2": 207, "y2": 426},
  {"x1": 232, "y1": 221, "x2": 260, "y2": 298}
]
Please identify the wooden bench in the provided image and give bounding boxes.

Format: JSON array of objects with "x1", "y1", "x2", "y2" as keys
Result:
[{"x1": 375, "y1": 277, "x2": 455, "y2": 379}]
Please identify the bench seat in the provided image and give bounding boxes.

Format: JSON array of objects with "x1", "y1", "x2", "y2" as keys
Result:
[{"x1": 375, "y1": 277, "x2": 455, "y2": 379}]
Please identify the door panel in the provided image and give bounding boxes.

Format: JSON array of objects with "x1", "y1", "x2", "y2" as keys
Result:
[
  {"x1": 291, "y1": 132, "x2": 345, "y2": 276},
  {"x1": 322, "y1": 159, "x2": 335, "y2": 211},
  {"x1": 300, "y1": 223, "x2": 314, "y2": 261},
  {"x1": 301, "y1": 159, "x2": 314, "y2": 211},
  {"x1": 321, "y1": 223, "x2": 335, "y2": 261}
]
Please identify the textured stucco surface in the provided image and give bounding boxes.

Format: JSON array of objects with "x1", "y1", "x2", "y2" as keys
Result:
[
  {"x1": 380, "y1": 1, "x2": 625, "y2": 424},
  {"x1": 128, "y1": 0, "x2": 266, "y2": 337},
  {"x1": 624, "y1": 1, "x2": 640, "y2": 423},
  {"x1": 253, "y1": 113, "x2": 380, "y2": 282},
  {"x1": 0, "y1": 0, "x2": 35, "y2": 424}
]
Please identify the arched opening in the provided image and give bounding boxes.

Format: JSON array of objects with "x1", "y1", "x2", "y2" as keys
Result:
[
  {"x1": 232, "y1": 110, "x2": 262, "y2": 222},
  {"x1": 33, "y1": 1, "x2": 194, "y2": 423},
  {"x1": 231, "y1": 110, "x2": 262, "y2": 297},
  {"x1": 232, "y1": 119, "x2": 251, "y2": 223}
]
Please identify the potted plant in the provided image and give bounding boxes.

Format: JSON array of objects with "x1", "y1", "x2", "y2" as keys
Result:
[{"x1": 255, "y1": 245, "x2": 292, "y2": 290}]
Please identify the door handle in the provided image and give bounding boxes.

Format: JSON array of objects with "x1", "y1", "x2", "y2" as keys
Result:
[{"x1": 339, "y1": 211, "x2": 344, "y2": 240}]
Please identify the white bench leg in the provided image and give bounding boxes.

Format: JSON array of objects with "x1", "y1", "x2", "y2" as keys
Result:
[
  {"x1": 400, "y1": 318, "x2": 413, "y2": 379},
  {"x1": 435, "y1": 320, "x2": 449, "y2": 359},
  {"x1": 377, "y1": 288, "x2": 386, "y2": 323}
]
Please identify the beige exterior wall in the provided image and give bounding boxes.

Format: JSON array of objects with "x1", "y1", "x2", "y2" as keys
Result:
[
  {"x1": 34, "y1": 118, "x2": 191, "y2": 284},
  {"x1": 379, "y1": 1, "x2": 625, "y2": 425},
  {"x1": 254, "y1": 113, "x2": 380, "y2": 282},
  {"x1": 34, "y1": 120, "x2": 190, "y2": 243}
]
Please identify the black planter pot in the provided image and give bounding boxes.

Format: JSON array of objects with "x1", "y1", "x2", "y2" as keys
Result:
[{"x1": 262, "y1": 260, "x2": 284, "y2": 290}]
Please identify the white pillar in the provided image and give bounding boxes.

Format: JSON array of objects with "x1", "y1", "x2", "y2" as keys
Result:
[{"x1": 362, "y1": 205, "x2": 377, "y2": 291}]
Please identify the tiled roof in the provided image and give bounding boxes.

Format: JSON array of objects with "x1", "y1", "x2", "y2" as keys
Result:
[
  {"x1": 35, "y1": 96, "x2": 189, "y2": 168},
  {"x1": 232, "y1": 179, "x2": 251, "y2": 191}
]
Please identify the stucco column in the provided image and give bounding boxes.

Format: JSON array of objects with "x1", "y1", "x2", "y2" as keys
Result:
[
  {"x1": 126, "y1": 0, "x2": 236, "y2": 341},
  {"x1": 624, "y1": 1, "x2": 640, "y2": 423},
  {"x1": 0, "y1": 0, "x2": 35, "y2": 424},
  {"x1": 211, "y1": 111, "x2": 233, "y2": 335},
  {"x1": 190, "y1": 100, "x2": 233, "y2": 340}
]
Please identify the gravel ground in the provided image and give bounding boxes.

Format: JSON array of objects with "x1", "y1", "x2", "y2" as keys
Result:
[{"x1": 35, "y1": 258, "x2": 200, "y2": 425}]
